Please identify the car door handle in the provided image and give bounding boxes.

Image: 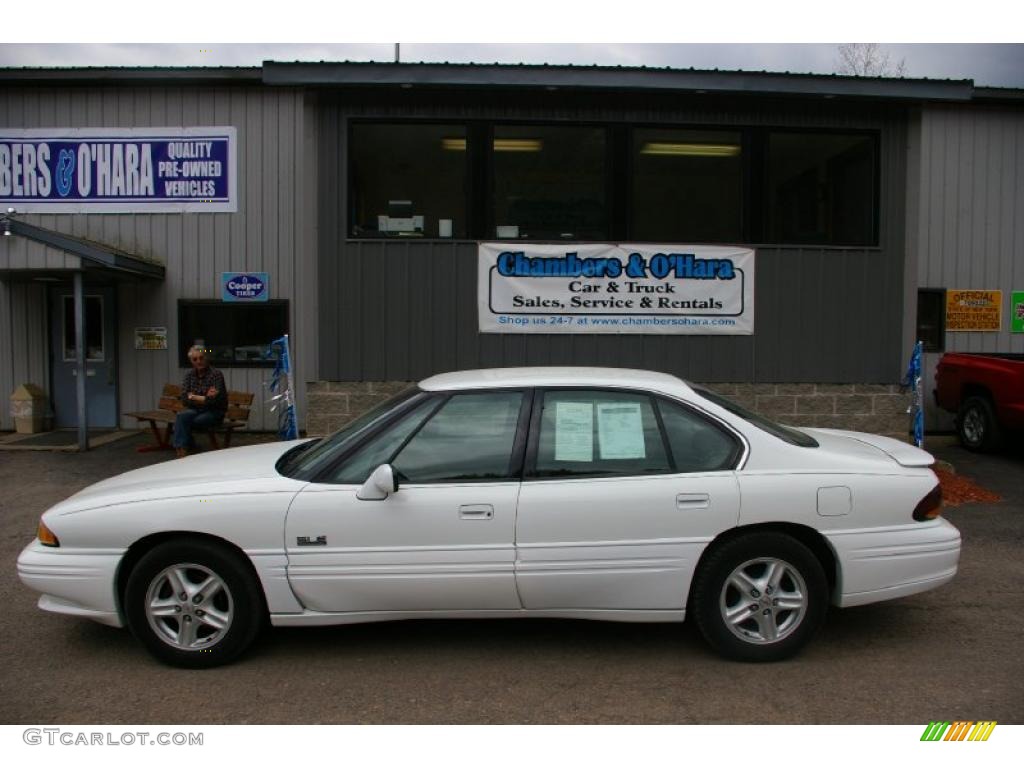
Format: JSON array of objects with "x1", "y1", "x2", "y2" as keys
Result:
[
  {"x1": 459, "y1": 504, "x2": 494, "y2": 520},
  {"x1": 676, "y1": 493, "x2": 710, "y2": 509}
]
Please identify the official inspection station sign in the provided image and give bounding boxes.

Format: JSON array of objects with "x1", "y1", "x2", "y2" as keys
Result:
[
  {"x1": 945, "y1": 289, "x2": 1002, "y2": 332},
  {"x1": 479, "y1": 243, "x2": 755, "y2": 334},
  {"x1": 0, "y1": 127, "x2": 236, "y2": 212}
]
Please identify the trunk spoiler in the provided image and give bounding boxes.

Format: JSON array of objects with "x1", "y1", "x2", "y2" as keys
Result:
[{"x1": 802, "y1": 428, "x2": 935, "y2": 468}]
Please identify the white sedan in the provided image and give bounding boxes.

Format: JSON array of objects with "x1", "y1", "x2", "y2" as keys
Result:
[{"x1": 18, "y1": 367, "x2": 960, "y2": 668}]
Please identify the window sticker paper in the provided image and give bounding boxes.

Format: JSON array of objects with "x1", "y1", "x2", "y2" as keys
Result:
[
  {"x1": 554, "y1": 401, "x2": 594, "y2": 462},
  {"x1": 597, "y1": 402, "x2": 646, "y2": 459}
]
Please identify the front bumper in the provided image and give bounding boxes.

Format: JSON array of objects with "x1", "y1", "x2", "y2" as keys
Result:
[
  {"x1": 17, "y1": 542, "x2": 125, "y2": 628},
  {"x1": 826, "y1": 518, "x2": 961, "y2": 608}
]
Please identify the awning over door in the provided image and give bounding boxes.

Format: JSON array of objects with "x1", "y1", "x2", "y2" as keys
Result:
[
  {"x1": 0, "y1": 217, "x2": 165, "y2": 450},
  {"x1": 0, "y1": 219, "x2": 165, "y2": 280}
]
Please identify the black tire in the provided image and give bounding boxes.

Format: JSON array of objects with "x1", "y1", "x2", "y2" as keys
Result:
[
  {"x1": 124, "y1": 539, "x2": 265, "y2": 669},
  {"x1": 692, "y1": 532, "x2": 828, "y2": 662},
  {"x1": 956, "y1": 395, "x2": 1001, "y2": 452}
]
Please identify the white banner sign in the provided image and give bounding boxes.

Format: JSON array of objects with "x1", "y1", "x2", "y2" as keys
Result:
[{"x1": 478, "y1": 243, "x2": 755, "y2": 334}]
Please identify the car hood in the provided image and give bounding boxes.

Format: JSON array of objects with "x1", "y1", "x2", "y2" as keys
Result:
[
  {"x1": 50, "y1": 439, "x2": 312, "y2": 515},
  {"x1": 799, "y1": 428, "x2": 935, "y2": 468}
]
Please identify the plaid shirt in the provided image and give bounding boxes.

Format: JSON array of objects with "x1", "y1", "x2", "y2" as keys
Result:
[{"x1": 180, "y1": 365, "x2": 228, "y2": 414}]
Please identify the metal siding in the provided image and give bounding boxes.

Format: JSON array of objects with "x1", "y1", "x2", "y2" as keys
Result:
[
  {"x1": 0, "y1": 282, "x2": 49, "y2": 430},
  {"x1": 0, "y1": 84, "x2": 317, "y2": 431},
  {"x1": 318, "y1": 96, "x2": 909, "y2": 383},
  {"x1": 914, "y1": 104, "x2": 1024, "y2": 356}
]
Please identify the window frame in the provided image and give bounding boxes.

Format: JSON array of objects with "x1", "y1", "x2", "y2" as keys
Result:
[
  {"x1": 345, "y1": 118, "x2": 882, "y2": 248},
  {"x1": 760, "y1": 126, "x2": 881, "y2": 247},
  {"x1": 626, "y1": 123, "x2": 749, "y2": 244},
  {"x1": 61, "y1": 294, "x2": 105, "y2": 362},
  {"x1": 654, "y1": 394, "x2": 746, "y2": 473},
  {"x1": 176, "y1": 299, "x2": 290, "y2": 369},
  {"x1": 487, "y1": 121, "x2": 614, "y2": 243},
  {"x1": 313, "y1": 387, "x2": 535, "y2": 486},
  {"x1": 916, "y1": 287, "x2": 947, "y2": 353},
  {"x1": 346, "y1": 118, "x2": 475, "y2": 241},
  {"x1": 522, "y1": 386, "x2": 745, "y2": 481}
]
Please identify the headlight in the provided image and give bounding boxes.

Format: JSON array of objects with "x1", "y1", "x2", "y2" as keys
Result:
[{"x1": 37, "y1": 519, "x2": 60, "y2": 547}]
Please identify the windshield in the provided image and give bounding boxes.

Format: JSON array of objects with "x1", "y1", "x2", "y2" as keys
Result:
[
  {"x1": 693, "y1": 386, "x2": 819, "y2": 448},
  {"x1": 277, "y1": 386, "x2": 424, "y2": 480}
]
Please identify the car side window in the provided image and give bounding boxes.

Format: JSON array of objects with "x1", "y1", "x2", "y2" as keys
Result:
[
  {"x1": 391, "y1": 391, "x2": 525, "y2": 483},
  {"x1": 328, "y1": 398, "x2": 439, "y2": 484},
  {"x1": 532, "y1": 390, "x2": 670, "y2": 478},
  {"x1": 658, "y1": 398, "x2": 740, "y2": 472}
]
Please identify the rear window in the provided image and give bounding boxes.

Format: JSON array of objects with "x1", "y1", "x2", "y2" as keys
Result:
[{"x1": 694, "y1": 387, "x2": 819, "y2": 448}]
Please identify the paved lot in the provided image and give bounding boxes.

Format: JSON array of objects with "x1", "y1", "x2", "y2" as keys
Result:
[{"x1": 1, "y1": 432, "x2": 1021, "y2": 724}]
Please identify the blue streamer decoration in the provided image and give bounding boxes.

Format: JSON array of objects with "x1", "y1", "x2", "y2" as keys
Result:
[
  {"x1": 267, "y1": 334, "x2": 298, "y2": 441},
  {"x1": 900, "y1": 340, "x2": 924, "y2": 448}
]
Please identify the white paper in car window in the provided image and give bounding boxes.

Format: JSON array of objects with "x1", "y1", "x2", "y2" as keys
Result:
[
  {"x1": 554, "y1": 401, "x2": 594, "y2": 462},
  {"x1": 597, "y1": 402, "x2": 646, "y2": 459}
]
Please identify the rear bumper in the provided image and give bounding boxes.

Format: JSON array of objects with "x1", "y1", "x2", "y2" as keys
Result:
[
  {"x1": 17, "y1": 542, "x2": 125, "y2": 628},
  {"x1": 825, "y1": 518, "x2": 961, "y2": 608}
]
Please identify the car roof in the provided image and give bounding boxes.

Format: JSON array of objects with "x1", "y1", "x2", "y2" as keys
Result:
[{"x1": 419, "y1": 367, "x2": 695, "y2": 397}]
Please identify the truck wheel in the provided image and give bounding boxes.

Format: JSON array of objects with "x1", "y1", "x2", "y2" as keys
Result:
[{"x1": 957, "y1": 396, "x2": 1001, "y2": 452}]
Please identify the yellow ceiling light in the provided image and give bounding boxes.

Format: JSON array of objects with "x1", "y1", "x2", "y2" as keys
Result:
[
  {"x1": 441, "y1": 138, "x2": 544, "y2": 152},
  {"x1": 640, "y1": 142, "x2": 741, "y2": 157},
  {"x1": 493, "y1": 138, "x2": 543, "y2": 152}
]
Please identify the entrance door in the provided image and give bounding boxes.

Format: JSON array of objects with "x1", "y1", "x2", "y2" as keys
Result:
[{"x1": 50, "y1": 285, "x2": 118, "y2": 428}]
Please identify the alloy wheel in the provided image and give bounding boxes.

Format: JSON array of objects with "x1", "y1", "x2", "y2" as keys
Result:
[
  {"x1": 144, "y1": 562, "x2": 234, "y2": 650},
  {"x1": 719, "y1": 557, "x2": 808, "y2": 644}
]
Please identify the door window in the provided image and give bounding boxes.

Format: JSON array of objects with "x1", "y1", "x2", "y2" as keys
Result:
[
  {"x1": 532, "y1": 390, "x2": 670, "y2": 478},
  {"x1": 62, "y1": 295, "x2": 104, "y2": 361},
  {"x1": 657, "y1": 399, "x2": 741, "y2": 472},
  {"x1": 392, "y1": 392, "x2": 525, "y2": 483},
  {"x1": 326, "y1": 397, "x2": 439, "y2": 484}
]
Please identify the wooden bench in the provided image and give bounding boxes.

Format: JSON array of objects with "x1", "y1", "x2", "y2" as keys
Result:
[{"x1": 125, "y1": 383, "x2": 255, "y2": 453}]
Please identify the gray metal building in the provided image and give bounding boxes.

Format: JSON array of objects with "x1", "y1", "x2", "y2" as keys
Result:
[{"x1": 1, "y1": 63, "x2": 1021, "y2": 439}]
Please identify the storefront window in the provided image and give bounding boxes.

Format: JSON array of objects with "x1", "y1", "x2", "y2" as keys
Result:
[
  {"x1": 177, "y1": 300, "x2": 289, "y2": 368},
  {"x1": 631, "y1": 128, "x2": 743, "y2": 243},
  {"x1": 349, "y1": 123, "x2": 468, "y2": 239},
  {"x1": 766, "y1": 132, "x2": 877, "y2": 246},
  {"x1": 492, "y1": 125, "x2": 607, "y2": 241},
  {"x1": 345, "y1": 123, "x2": 881, "y2": 248}
]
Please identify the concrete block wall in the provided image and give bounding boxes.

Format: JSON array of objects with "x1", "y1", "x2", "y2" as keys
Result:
[
  {"x1": 704, "y1": 383, "x2": 911, "y2": 439},
  {"x1": 305, "y1": 381, "x2": 414, "y2": 436},
  {"x1": 304, "y1": 381, "x2": 911, "y2": 439}
]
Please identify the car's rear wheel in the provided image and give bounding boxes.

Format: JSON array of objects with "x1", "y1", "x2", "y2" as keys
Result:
[
  {"x1": 692, "y1": 532, "x2": 827, "y2": 662},
  {"x1": 125, "y1": 540, "x2": 264, "y2": 668},
  {"x1": 956, "y1": 395, "x2": 1001, "y2": 452}
]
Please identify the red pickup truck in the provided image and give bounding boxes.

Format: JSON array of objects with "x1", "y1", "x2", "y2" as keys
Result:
[{"x1": 934, "y1": 352, "x2": 1024, "y2": 451}]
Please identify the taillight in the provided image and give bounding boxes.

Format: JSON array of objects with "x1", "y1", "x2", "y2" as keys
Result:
[
  {"x1": 37, "y1": 519, "x2": 60, "y2": 547},
  {"x1": 913, "y1": 484, "x2": 943, "y2": 521}
]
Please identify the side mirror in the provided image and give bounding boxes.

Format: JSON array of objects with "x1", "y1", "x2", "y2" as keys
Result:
[{"x1": 356, "y1": 464, "x2": 399, "y2": 501}]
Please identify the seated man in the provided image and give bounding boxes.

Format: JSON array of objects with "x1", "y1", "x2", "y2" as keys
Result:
[{"x1": 173, "y1": 345, "x2": 228, "y2": 458}]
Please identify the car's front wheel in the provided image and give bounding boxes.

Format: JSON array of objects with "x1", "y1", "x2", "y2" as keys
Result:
[
  {"x1": 124, "y1": 539, "x2": 265, "y2": 668},
  {"x1": 692, "y1": 532, "x2": 827, "y2": 662}
]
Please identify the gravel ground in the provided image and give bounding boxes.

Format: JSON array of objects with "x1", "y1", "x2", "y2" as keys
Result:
[{"x1": 0, "y1": 431, "x2": 1021, "y2": 724}]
